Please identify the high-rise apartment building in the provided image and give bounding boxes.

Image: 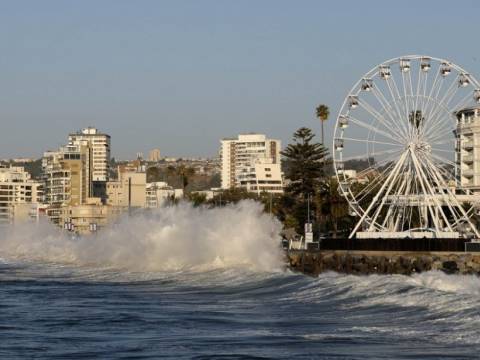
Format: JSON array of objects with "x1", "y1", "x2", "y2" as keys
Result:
[
  {"x1": 149, "y1": 149, "x2": 161, "y2": 162},
  {"x1": 42, "y1": 144, "x2": 92, "y2": 224},
  {"x1": 0, "y1": 166, "x2": 43, "y2": 224},
  {"x1": 220, "y1": 133, "x2": 283, "y2": 194},
  {"x1": 456, "y1": 107, "x2": 480, "y2": 193},
  {"x1": 68, "y1": 127, "x2": 110, "y2": 182}
]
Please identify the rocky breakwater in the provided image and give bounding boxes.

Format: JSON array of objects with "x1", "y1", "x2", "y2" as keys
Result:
[{"x1": 287, "y1": 250, "x2": 480, "y2": 276}]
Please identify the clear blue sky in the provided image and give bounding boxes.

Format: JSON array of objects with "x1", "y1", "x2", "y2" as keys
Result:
[{"x1": 1, "y1": 0, "x2": 479, "y2": 159}]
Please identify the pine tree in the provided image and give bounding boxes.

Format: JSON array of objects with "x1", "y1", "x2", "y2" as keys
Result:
[{"x1": 281, "y1": 127, "x2": 329, "y2": 197}]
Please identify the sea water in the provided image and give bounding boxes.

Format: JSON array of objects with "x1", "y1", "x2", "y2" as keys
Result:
[{"x1": 0, "y1": 201, "x2": 479, "y2": 359}]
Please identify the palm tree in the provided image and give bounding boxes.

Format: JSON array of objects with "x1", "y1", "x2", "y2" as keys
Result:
[{"x1": 316, "y1": 104, "x2": 330, "y2": 145}]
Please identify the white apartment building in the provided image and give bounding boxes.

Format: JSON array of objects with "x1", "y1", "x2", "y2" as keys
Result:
[
  {"x1": 456, "y1": 107, "x2": 480, "y2": 193},
  {"x1": 0, "y1": 166, "x2": 43, "y2": 224},
  {"x1": 220, "y1": 133, "x2": 283, "y2": 194},
  {"x1": 68, "y1": 127, "x2": 111, "y2": 182},
  {"x1": 146, "y1": 182, "x2": 183, "y2": 208}
]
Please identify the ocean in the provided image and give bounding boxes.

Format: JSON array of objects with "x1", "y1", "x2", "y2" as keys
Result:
[{"x1": 1, "y1": 202, "x2": 479, "y2": 359}]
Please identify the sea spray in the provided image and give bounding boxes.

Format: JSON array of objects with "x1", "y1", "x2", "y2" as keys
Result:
[{"x1": 0, "y1": 200, "x2": 284, "y2": 271}]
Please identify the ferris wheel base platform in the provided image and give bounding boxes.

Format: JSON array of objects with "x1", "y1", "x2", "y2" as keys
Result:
[{"x1": 356, "y1": 231, "x2": 460, "y2": 239}]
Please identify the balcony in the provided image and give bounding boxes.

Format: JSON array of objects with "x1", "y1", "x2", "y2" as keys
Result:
[
  {"x1": 462, "y1": 155, "x2": 474, "y2": 163},
  {"x1": 462, "y1": 169, "x2": 474, "y2": 177}
]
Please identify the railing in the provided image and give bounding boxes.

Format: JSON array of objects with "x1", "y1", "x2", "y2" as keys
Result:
[{"x1": 311, "y1": 237, "x2": 470, "y2": 252}]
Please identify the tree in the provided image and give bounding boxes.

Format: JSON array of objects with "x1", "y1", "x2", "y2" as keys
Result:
[
  {"x1": 317, "y1": 178, "x2": 350, "y2": 237},
  {"x1": 146, "y1": 166, "x2": 161, "y2": 183},
  {"x1": 281, "y1": 127, "x2": 329, "y2": 197},
  {"x1": 280, "y1": 127, "x2": 329, "y2": 235},
  {"x1": 316, "y1": 104, "x2": 330, "y2": 145},
  {"x1": 176, "y1": 165, "x2": 195, "y2": 192}
]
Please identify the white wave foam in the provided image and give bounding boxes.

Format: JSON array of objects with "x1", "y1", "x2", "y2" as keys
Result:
[
  {"x1": 408, "y1": 271, "x2": 480, "y2": 295},
  {"x1": 0, "y1": 200, "x2": 284, "y2": 272}
]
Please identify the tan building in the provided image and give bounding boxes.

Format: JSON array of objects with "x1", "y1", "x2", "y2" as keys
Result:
[
  {"x1": 42, "y1": 144, "x2": 93, "y2": 224},
  {"x1": 68, "y1": 127, "x2": 111, "y2": 182},
  {"x1": 107, "y1": 167, "x2": 146, "y2": 208},
  {"x1": 60, "y1": 197, "x2": 122, "y2": 235},
  {"x1": 149, "y1": 149, "x2": 161, "y2": 162}
]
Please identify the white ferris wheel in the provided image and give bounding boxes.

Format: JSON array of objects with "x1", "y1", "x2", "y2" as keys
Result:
[{"x1": 333, "y1": 55, "x2": 480, "y2": 239}]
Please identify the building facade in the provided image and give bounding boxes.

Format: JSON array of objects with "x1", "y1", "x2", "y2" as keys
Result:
[
  {"x1": 42, "y1": 144, "x2": 92, "y2": 224},
  {"x1": 148, "y1": 149, "x2": 161, "y2": 162},
  {"x1": 60, "y1": 197, "x2": 122, "y2": 235},
  {"x1": 0, "y1": 166, "x2": 43, "y2": 225},
  {"x1": 456, "y1": 107, "x2": 480, "y2": 193},
  {"x1": 68, "y1": 127, "x2": 111, "y2": 182},
  {"x1": 220, "y1": 133, "x2": 283, "y2": 194},
  {"x1": 146, "y1": 182, "x2": 183, "y2": 208},
  {"x1": 106, "y1": 167, "x2": 146, "y2": 208}
]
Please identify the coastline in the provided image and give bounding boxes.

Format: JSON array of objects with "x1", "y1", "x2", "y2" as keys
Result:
[{"x1": 287, "y1": 249, "x2": 480, "y2": 276}]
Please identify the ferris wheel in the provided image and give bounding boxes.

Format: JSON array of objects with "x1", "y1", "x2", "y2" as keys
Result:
[{"x1": 333, "y1": 55, "x2": 480, "y2": 238}]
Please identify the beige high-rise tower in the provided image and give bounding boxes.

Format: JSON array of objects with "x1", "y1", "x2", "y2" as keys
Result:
[{"x1": 68, "y1": 127, "x2": 111, "y2": 182}]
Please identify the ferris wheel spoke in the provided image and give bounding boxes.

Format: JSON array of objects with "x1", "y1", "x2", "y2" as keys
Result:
[
  {"x1": 419, "y1": 69, "x2": 430, "y2": 119},
  {"x1": 400, "y1": 73, "x2": 414, "y2": 137},
  {"x1": 349, "y1": 151, "x2": 409, "y2": 237},
  {"x1": 420, "y1": 156, "x2": 464, "y2": 224},
  {"x1": 428, "y1": 150, "x2": 456, "y2": 167},
  {"x1": 347, "y1": 115, "x2": 404, "y2": 144},
  {"x1": 340, "y1": 137, "x2": 404, "y2": 147},
  {"x1": 422, "y1": 63, "x2": 442, "y2": 116},
  {"x1": 370, "y1": 87, "x2": 409, "y2": 139},
  {"x1": 424, "y1": 79, "x2": 460, "y2": 132},
  {"x1": 385, "y1": 78, "x2": 409, "y2": 127},
  {"x1": 353, "y1": 161, "x2": 397, "y2": 195},
  {"x1": 355, "y1": 158, "x2": 401, "y2": 202},
  {"x1": 426, "y1": 125, "x2": 455, "y2": 145},
  {"x1": 339, "y1": 147, "x2": 402, "y2": 162},
  {"x1": 430, "y1": 160, "x2": 456, "y2": 181},
  {"x1": 421, "y1": 154, "x2": 480, "y2": 236},
  {"x1": 423, "y1": 74, "x2": 445, "y2": 122},
  {"x1": 414, "y1": 64, "x2": 423, "y2": 118},
  {"x1": 357, "y1": 98, "x2": 407, "y2": 139},
  {"x1": 410, "y1": 149, "x2": 452, "y2": 232},
  {"x1": 430, "y1": 138, "x2": 455, "y2": 146},
  {"x1": 355, "y1": 148, "x2": 404, "y2": 178},
  {"x1": 407, "y1": 66, "x2": 416, "y2": 115},
  {"x1": 451, "y1": 91, "x2": 474, "y2": 113},
  {"x1": 380, "y1": 169, "x2": 410, "y2": 229},
  {"x1": 389, "y1": 74, "x2": 411, "y2": 128},
  {"x1": 367, "y1": 152, "x2": 409, "y2": 230},
  {"x1": 423, "y1": 112, "x2": 455, "y2": 141},
  {"x1": 430, "y1": 147, "x2": 455, "y2": 154}
]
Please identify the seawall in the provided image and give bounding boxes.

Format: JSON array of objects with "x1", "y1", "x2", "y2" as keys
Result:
[{"x1": 287, "y1": 250, "x2": 480, "y2": 276}]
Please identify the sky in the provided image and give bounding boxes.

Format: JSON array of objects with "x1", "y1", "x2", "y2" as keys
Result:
[{"x1": 0, "y1": 0, "x2": 479, "y2": 159}]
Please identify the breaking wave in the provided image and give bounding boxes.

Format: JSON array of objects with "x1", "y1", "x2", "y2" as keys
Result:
[{"x1": 0, "y1": 200, "x2": 284, "y2": 272}]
